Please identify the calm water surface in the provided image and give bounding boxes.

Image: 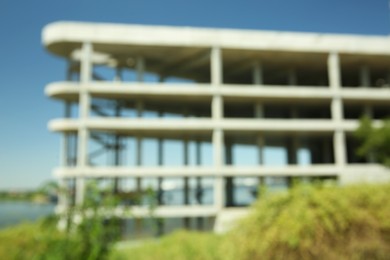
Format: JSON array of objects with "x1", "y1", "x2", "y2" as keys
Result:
[{"x1": 0, "y1": 201, "x2": 55, "y2": 229}]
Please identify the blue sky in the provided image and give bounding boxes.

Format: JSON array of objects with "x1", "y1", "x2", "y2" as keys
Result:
[{"x1": 0, "y1": 0, "x2": 389, "y2": 190}]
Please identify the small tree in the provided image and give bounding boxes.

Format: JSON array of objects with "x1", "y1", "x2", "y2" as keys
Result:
[
  {"x1": 355, "y1": 116, "x2": 390, "y2": 167},
  {"x1": 41, "y1": 181, "x2": 123, "y2": 259}
]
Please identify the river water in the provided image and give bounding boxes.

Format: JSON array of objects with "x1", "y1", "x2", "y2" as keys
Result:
[{"x1": 0, "y1": 201, "x2": 55, "y2": 229}]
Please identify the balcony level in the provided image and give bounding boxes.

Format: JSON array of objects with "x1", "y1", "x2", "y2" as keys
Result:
[{"x1": 46, "y1": 82, "x2": 390, "y2": 104}]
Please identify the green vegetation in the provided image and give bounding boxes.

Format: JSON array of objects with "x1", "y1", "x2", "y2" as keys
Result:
[
  {"x1": 111, "y1": 231, "x2": 222, "y2": 260},
  {"x1": 113, "y1": 183, "x2": 390, "y2": 260},
  {"x1": 1, "y1": 183, "x2": 389, "y2": 259},
  {"x1": 0, "y1": 180, "x2": 58, "y2": 203},
  {"x1": 355, "y1": 116, "x2": 390, "y2": 167},
  {"x1": 0, "y1": 181, "x2": 122, "y2": 260}
]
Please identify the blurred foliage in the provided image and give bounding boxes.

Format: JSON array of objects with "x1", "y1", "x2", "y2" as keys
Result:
[
  {"x1": 111, "y1": 230, "x2": 222, "y2": 260},
  {"x1": 112, "y1": 183, "x2": 390, "y2": 260},
  {"x1": 226, "y1": 183, "x2": 390, "y2": 259},
  {"x1": 0, "y1": 181, "x2": 122, "y2": 260},
  {"x1": 355, "y1": 116, "x2": 390, "y2": 167},
  {"x1": 2, "y1": 183, "x2": 389, "y2": 259}
]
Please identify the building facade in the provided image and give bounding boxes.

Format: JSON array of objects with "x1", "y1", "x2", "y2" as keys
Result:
[{"x1": 43, "y1": 22, "x2": 390, "y2": 234}]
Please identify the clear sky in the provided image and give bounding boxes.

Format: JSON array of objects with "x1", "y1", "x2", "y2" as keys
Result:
[{"x1": 0, "y1": 0, "x2": 389, "y2": 190}]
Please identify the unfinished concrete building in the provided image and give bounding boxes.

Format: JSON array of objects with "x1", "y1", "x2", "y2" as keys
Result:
[{"x1": 43, "y1": 22, "x2": 390, "y2": 235}]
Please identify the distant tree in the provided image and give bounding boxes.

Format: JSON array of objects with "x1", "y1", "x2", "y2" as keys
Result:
[
  {"x1": 37, "y1": 180, "x2": 59, "y2": 194},
  {"x1": 355, "y1": 116, "x2": 390, "y2": 167}
]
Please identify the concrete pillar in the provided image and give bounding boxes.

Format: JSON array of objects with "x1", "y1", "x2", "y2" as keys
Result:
[
  {"x1": 362, "y1": 105, "x2": 375, "y2": 163},
  {"x1": 195, "y1": 140, "x2": 202, "y2": 205},
  {"x1": 323, "y1": 138, "x2": 332, "y2": 164},
  {"x1": 257, "y1": 135, "x2": 265, "y2": 166},
  {"x1": 61, "y1": 102, "x2": 71, "y2": 167},
  {"x1": 287, "y1": 137, "x2": 299, "y2": 165},
  {"x1": 135, "y1": 58, "x2": 144, "y2": 192},
  {"x1": 183, "y1": 139, "x2": 190, "y2": 229},
  {"x1": 252, "y1": 61, "x2": 263, "y2": 85},
  {"x1": 211, "y1": 47, "x2": 222, "y2": 86},
  {"x1": 364, "y1": 106, "x2": 373, "y2": 118},
  {"x1": 136, "y1": 56, "x2": 145, "y2": 82},
  {"x1": 115, "y1": 67, "x2": 122, "y2": 82},
  {"x1": 253, "y1": 62, "x2": 264, "y2": 119},
  {"x1": 333, "y1": 131, "x2": 346, "y2": 167},
  {"x1": 213, "y1": 129, "x2": 225, "y2": 209},
  {"x1": 211, "y1": 46, "x2": 225, "y2": 210},
  {"x1": 157, "y1": 114, "x2": 164, "y2": 206},
  {"x1": 254, "y1": 103, "x2": 264, "y2": 118},
  {"x1": 328, "y1": 52, "x2": 346, "y2": 168},
  {"x1": 212, "y1": 95, "x2": 223, "y2": 119},
  {"x1": 328, "y1": 52, "x2": 342, "y2": 90},
  {"x1": 359, "y1": 65, "x2": 370, "y2": 87},
  {"x1": 331, "y1": 97, "x2": 343, "y2": 122},
  {"x1": 195, "y1": 140, "x2": 203, "y2": 229},
  {"x1": 58, "y1": 178, "x2": 67, "y2": 207},
  {"x1": 155, "y1": 124, "x2": 164, "y2": 235},
  {"x1": 59, "y1": 103, "x2": 71, "y2": 207},
  {"x1": 225, "y1": 142, "x2": 234, "y2": 207},
  {"x1": 288, "y1": 68, "x2": 297, "y2": 86},
  {"x1": 76, "y1": 42, "x2": 93, "y2": 205}
]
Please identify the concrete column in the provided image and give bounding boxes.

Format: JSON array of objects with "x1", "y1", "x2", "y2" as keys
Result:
[
  {"x1": 211, "y1": 46, "x2": 225, "y2": 210},
  {"x1": 136, "y1": 56, "x2": 145, "y2": 82},
  {"x1": 183, "y1": 139, "x2": 190, "y2": 228},
  {"x1": 157, "y1": 110, "x2": 164, "y2": 206},
  {"x1": 287, "y1": 137, "x2": 299, "y2": 165},
  {"x1": 225, "y1": 142, "x2": 234, "y2": 207},
  {"x1": 362, "y1": 58, "x2": 373, "y2": 125},
  {"x1": 59, "y1": 103, "x2": 71, "y2": 207},
  {"x1": 213, "y1": 129, "x2": 225, "y2": 209},
  {"x1": 115, "y1": 67, "x2": 122, "y2": 82},
  {"x1": 76, "y1": 42, "x2": 93, "y2": 205},
  {"x1": 328, "y1": 52, "x2": 341, "y2": 90},
  {"x1": 254, "y1": 103, "x2": 264, "y2": 118},
  {"x1": 364, "y1": 106, "x2": 373, "y2": 118},
  {"x1": 113, "y1": 109, "x2": 121, "y2": 193},
  {"x1": 328, "y1": 52, "x2": 346, "y2": 168},
  {"x1": 359, "y1": 65, "x2": 370, "y2": 87},
  {"x1": 333, "y1": 131, "x2": 346, "y2": 167},
  {"x1": 288, "y1": 68, "x2": 297, "y2": 86},
  {"x1": 211, "y1": 47, "x2": 222, "y2": 86},
  {"x1": 253, "y1": 63, "x2": 264, "y2": 122},
  {"x1": 61, "y1": 102, "x2": 71, "y2": 167},
  {"x1": 135, "y1": 58, "x2": 144, "y2": 192},
  {"x1": 212, "y1": 96, "x2": 223, "y2": 119},
  {"x1": 331, "y1": 97, "x2": 343, "y2": 122},
  {"x1": 195, "y1": 140, "x2": 204, "y2": 229},
  {"x1": 362, "y1": 105, "x2": 374, "y2": 163},
  {"x1": 323, "y1": 138, "x2": 331, "y2": 164},
  {"x1": 257, "y1": 135, "x2": 265, "y2": 166},
  {"x1": 252, "y1": 61, "x2": 263, "y2": 85},
  {"x1": 57, "y1": 178, "x2": 68, "y2": 208},
  {"x1": 195, "y1": 140, "x2": 202, "y2": 205}
]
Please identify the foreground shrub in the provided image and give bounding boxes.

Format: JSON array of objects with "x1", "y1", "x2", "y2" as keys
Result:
[
  {"x1": 111, "y1": 230, "x2": 222, "y2": 260},
  {"x1": 0, "y1": 181, "x2": 122, "y2": 260},
  {"x1": 0, "y1": 220, "x2": 76, "y2": 259},
  {"x1": 227, "y1": 183, "x2": 390, "y2": 260}
]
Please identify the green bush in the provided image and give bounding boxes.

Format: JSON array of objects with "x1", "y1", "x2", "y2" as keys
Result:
[
  {"x1": 113, "y1": 183, "x2": 390, "y2": 260},
  {"x1": 2, "y1": 183, "x2": 389, "y2": 259},
  {"x1": 227, "y1": 183, "x2": 390, "y2": 260},
  {"x1": 0, "y1": 220, "x2": 77, "y2": 259},
  {"x1": 111, "y1": 230, "x2": 223, "y2": 260},
  {"x1": 0, "y1": 181, "x2": 122, "y2": 260}
]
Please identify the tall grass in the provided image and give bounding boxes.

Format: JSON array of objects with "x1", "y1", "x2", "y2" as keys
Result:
[
  {"x1": 1, "y1": 183, "x2": 389, "y2": 259},
  {"x1": 228, "y1": 183, "x2": 390, "y2": 259},
  {"x1": 114, "y1": 183, "x2": 390, "y2": 260}
]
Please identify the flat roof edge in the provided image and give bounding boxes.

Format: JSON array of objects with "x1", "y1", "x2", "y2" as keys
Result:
[{"x1": 42, "y1": 21, "x2": 390, "y2": 57}]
